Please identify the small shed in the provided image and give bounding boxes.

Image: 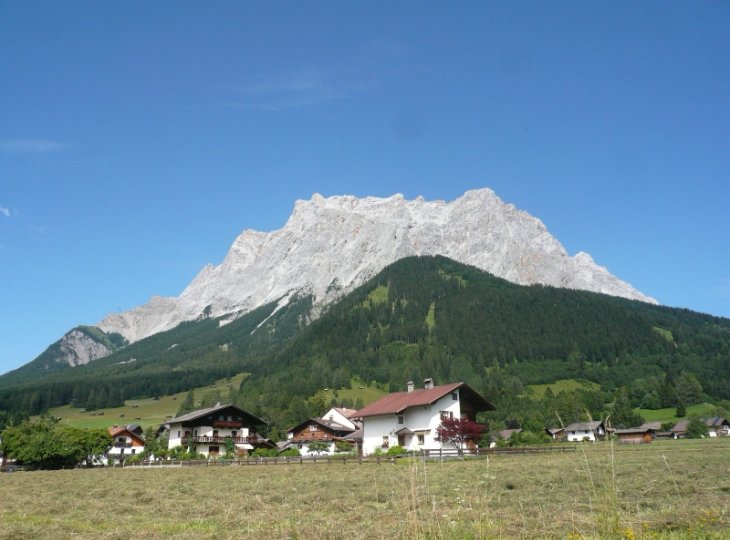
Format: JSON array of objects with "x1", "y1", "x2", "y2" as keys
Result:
[{"x1": 614, "y1": 427, "x2": 655, "y2": 444}]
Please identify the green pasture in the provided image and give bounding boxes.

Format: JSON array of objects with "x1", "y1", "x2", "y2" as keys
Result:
[{"x1": 47, "y1": 373, "x2": 247, "y2": 429}]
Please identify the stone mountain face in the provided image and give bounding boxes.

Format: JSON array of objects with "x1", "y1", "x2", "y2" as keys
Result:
[{"x1": 97, "y1": 188, "x2": 656, "y2": 345}]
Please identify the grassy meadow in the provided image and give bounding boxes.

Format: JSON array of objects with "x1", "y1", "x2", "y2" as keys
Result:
[
  {"x1": 45, "y1": 373, "x2": 248, "y2": 429},
  {"x1": 636, "y1": 403, "x2": 717, "y2": 424},
  {"x1": 1, "y1": 439, "x2": 728, "y2": 539},
  {"x1": 45, "y1": 374, "x2": 387, "y2": 431}
]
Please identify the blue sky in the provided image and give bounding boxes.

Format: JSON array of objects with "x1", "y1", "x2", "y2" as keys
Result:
[{"x1": 1, "y1": 2, "x2": 729, "y2": 375}]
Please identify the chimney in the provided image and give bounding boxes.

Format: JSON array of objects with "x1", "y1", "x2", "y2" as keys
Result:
[
  {"x1": 406, "y1": 381, "x2": 414, "y2": 393},
  {"x1": 423, "y1": 378, "x2": 434, "y2": 390}
]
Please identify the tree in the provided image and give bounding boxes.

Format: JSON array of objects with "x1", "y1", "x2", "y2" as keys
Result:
[
  {"x1": 177, "y1": 390, "x2": 196, "y2": 416},
  {"x1": 435, "y1": 417, "x2": 485, "y2": 450},
  {"x1": 306, "y1": 441, "x2": 330, "y2": 454},
  {"x1": 609, "y1": 388, "x2": 645, "y2": 428},
  {"x1": 1, "y1": 416, "x2": 111, "y2": 469},
  {"x1": 675, "y1": 372, "x2": 703, "y2": 406},
  {"x1": 686, "y1": 415, "x2": 709, "y2": 439},
  {"x1": 675, "y1": 400, "x2": 687, "y2": 418}
]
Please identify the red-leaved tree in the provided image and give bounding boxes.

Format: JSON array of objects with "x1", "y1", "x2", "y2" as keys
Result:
[{"x1": 435, "y1": 417, "x2": 485, "y2": 449}]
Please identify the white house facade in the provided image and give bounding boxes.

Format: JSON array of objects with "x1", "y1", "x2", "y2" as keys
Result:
[
  {"x1": 104, "y1": 425, "x2": 145, "y2": 464},
  {"x1": 355, "y1": 379, "x2": 494, "y2": 456},
  {"x1": 564, "y1": 421, "x2": 606, "y2": 442},
  {"x1": 705, "y1": 417, "x2": 730, "y2": 437}
]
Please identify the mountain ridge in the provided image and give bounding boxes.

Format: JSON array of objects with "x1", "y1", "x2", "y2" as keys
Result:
[{"x1": 98, "y1": 188, "x2": 656, "y2": 346}]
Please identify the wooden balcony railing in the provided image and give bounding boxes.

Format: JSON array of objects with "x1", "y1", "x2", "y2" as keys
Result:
[
  {"x1": 212, "y1": 420, "x2": 243, "y2": 428},
  {"x1": 182, "y1": 435, "x2": 256, "y2": 445}
]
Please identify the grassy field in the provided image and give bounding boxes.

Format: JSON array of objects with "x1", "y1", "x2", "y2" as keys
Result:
[
  {"x1": 320, "y1": 378, "x2": 388, "y2": 407},
  {"x1": 1, "y1": 439, "x2": 728, "y2": 538},
  {"x1": 46, "y1": 373, "x2": 248, "y2": 429},
  {"x1": 635, "y1": 403, "x2": 716, "y2": 424}
]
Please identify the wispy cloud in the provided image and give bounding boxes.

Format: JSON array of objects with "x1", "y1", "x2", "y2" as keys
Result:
[
  {"x1": 0, "y1": 138, "x2": 68, "y2": 154},
  {"x1": 217, "y1": 39, "x2": 417, "y2": 113},
  {"x1": 0, "y1": 205, "x2": 10, "y2": 218},
  {"x1": 223, "y1": 67, "x2": 345, "y2": 112}
]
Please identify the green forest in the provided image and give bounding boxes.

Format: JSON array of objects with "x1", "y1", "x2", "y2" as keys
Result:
[{"x1": 1, "y1": 256, "x2": 729, "y2": 437}]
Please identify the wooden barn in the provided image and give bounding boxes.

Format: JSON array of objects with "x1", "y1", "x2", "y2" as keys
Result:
[{"x1": 614, "y1": 427, "x2": 655, "y2": 444}]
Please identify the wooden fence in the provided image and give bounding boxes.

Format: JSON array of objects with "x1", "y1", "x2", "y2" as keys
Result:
[{"x1": 122, "y1": 445, "x2": 576, "y2": 469}]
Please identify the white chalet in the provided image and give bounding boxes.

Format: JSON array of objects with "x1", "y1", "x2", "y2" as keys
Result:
[
  {"x1": 286, "y1": 407, "x2": 360, "y2": 456},
  {"x1": 564, "y1": 420, "x2": 606, "y2": 442},
  {"x1": 166, "y1": 403, "x2": 268, "y2": 458},
  {"x1": 354, "y1": 379, "x2": 494, "y2": 456},
  {"x1": 106, "y1": 424, "x2": 145, "y2": 464}
]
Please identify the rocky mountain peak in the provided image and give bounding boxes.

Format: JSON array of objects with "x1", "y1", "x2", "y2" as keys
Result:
[{"x1": 98, "y1": 188, "x2": 657, "y2": 345}]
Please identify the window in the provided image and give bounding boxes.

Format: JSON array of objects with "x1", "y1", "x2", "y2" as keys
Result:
[
  {"x1": 177, "y1": 431, "x2": 181, "y2": 437},
  {"x1": 397, "y1": 415, "x2": 404, "y2": 424},
  {"x1": 451, "y1": 392, "x2": 458, "y2": 401},
  {"x1": 440, "y1": 410, "x2": 453, "y2": 420},
  {"x1": 232, "y1": 431, "x2": 237, "y2": 438},
  {"x1": 309, "y1": 425, "x2": 318, "y2": 431},
  {"x1": 417, "y1": 433, "x2": 425, "y2": 445},
  {"x1": 382, "y1": 436, "x2": 389, "y2": 448}
]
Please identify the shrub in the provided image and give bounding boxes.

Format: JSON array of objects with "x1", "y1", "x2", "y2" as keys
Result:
[{"x1": 386, "y1": 445, "x2": 407, "y2": 456}]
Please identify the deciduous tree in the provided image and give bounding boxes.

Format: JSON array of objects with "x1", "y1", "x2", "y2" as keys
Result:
[{"x1": 435, "y1": 417, "x2": 485, "y2": 449}]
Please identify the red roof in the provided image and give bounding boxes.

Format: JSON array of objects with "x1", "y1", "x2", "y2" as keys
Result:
[{"x1": 354, "y1": 382, "x2": 494, "y2": 418}]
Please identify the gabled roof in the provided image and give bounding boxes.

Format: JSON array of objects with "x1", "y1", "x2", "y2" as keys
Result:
[
  {"x1": 614, "y1": 427, "x2": 655, "y2": 435},
  {"x1": 166, "y1": 402, "x2": 267, "y2": 426},
  {"x1": 564, "y1": 420, "x2": 604, "y2": 432},
  {"x1": 671, "y1": 420, "x2": 689, "y2": 433},
  {"x1": 705, "y1": 416, "x2": 730, "y2": 427},
  {"x1": 354, "y1": 382, "x2": 494, "y2": 418},
  {"x1": 287, "y1": 417, "x2": 356, "y2": 435},
  {"x1": 108, "y1": 425, "x2": 145, "y2": 445},
  {"x1": 499, "y1": 428, "x2": 522, "y2": 440},
  {"x1": 342, "y1": 428, "x2": 363, "y2": 442},
  {"x1": 332, "y1": 407, "x2": 359, "y2": 419}
]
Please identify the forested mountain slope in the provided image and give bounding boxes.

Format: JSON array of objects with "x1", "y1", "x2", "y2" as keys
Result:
[
  {"x1": 0, "y1": 295, "x2": 313, "y2": 415},
  {"x1": 233, "y1": 256, "x2": 730, "y2": 430}
]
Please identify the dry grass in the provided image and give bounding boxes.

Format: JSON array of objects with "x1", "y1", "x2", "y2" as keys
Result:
[{"x1": 1, "y1": 439, "x2": 728, "y2": 539}]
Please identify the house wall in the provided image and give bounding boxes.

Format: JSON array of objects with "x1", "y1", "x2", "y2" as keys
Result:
[
  {"x1": 108, "y1": 433, "x2": 144, "y2": 461},
  {"x1": 567, "y1": 429, "x2": 595, "y2": 442},
  {"x1": 361, "y1": 391, "x2": 462, "y2": 456},
  {"x1": 291, "y1": 423, "x2": 334, "y2": 442},
  {"x1": 617, "y1": 433, "x2": 652, "y2": 444},
  {"x1": 167, "y1": 423, "x2": 250, "y2": 457}
]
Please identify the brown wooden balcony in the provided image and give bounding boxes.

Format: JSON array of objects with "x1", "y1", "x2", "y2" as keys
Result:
[
  {"x1": 213, "y1": 420, "x2": 243, "y2": 428},
  {"x1": 182, "y1": 435, "x2": 257, "y2": 445}
]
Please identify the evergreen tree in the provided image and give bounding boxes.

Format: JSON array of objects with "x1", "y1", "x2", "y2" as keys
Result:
[
  {"x1": 675, "y1": 400, "x2": 687, "y2": 417},
  {"x1": 177, "y1": 390, "x2": 196, "y2": 416}
]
